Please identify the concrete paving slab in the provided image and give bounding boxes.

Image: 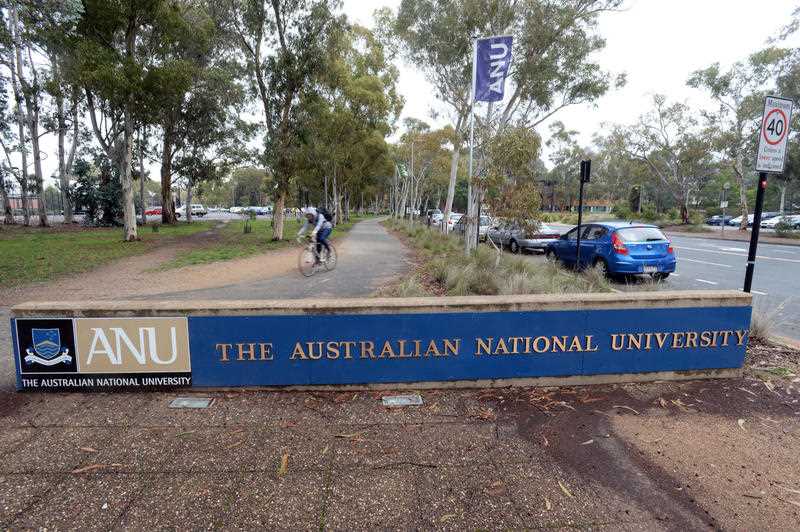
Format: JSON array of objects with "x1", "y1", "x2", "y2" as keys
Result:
[
  {"x1": 325, "y1": 469, "x2": 419, "y2": 530},
  {"x1": 12, "y1": 473, "x2": 148, "y2": 531},
  {"x1": 221, "y1": 471, "x2": 326, "y2": 530}
]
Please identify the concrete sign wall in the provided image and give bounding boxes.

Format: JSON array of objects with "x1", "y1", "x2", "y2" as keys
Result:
[{"x1": 10, "y1": 291, "x2": 752, "y2": 391}]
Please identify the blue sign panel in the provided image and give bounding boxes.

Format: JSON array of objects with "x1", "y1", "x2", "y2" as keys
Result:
[{"x1": 187, "y1": 306, "x2": 751, "y2": 387}]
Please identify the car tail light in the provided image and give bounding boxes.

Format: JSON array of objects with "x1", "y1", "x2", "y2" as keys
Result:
[
  {"x1": 667, "y1": 242, "x2": 674, "y2": 254},
  {"x1": 611, "y1": 232, "x2": 628, "y2": 255}
]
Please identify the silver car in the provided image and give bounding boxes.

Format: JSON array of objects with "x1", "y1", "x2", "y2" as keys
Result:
[
  {"x1": 452, "y1": 215, "x2": 493, "y2": 241},
  {"x1": 487, "y1": 220, "x2": 561, "y2": 253}
]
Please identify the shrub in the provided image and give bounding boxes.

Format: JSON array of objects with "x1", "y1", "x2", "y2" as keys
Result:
[{"x1": 774, "y1": 220, "x2": 798, "y2": 238}]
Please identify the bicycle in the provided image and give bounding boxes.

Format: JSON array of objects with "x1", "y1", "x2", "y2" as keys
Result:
[{"x1": 297, "y1": 235, "x2": 337, "y2": 277}]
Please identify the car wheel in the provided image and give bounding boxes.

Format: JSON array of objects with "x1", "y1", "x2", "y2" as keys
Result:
[
  {"x1": 509, "y1": 240, "x2": 520, "y2": 254},
  {"x1": 544, "y1": 248, "x2": 556, "y2": 262},
  {"x1": 651, "y1": 272, "x2": 670, "y2": 281},
  {"x1": 593, "y1": 258, "x2": 610, "y2": 278}
]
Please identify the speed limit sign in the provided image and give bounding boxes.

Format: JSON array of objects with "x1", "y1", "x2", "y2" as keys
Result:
[{"x1": 756, "y1": 95, "x2": 793, "y2": 173}]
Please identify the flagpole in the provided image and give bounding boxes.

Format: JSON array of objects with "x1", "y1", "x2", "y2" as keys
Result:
[{"x1": 467, "y1": 34, "x2": 477, "y2": 244}]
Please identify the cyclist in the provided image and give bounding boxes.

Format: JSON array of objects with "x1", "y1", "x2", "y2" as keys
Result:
[{"x1": 297, "y1": 207, "x2": 332, "y2": 263}]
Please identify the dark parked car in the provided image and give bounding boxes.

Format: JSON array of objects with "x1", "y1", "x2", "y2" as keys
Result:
[
  {"x1": 546, "y1": 221, "x2": 676, "y2": 280},
  {"x1": 705, "y1": 215, "x2": 733, "y2": 226}
]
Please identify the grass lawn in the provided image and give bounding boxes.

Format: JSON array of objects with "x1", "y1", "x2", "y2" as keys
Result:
[
  {"x1": 159, "y1": 216, "x2": 365, "y2": 269},
  {"x1": 381, "y1": 219, "x2": 611, "y2": 297},
  {"x1": 0, "y1": 222, "x2": 214, "y2": 288}
]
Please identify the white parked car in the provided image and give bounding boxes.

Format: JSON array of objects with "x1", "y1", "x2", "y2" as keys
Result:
[
  {"x1": 445, "y1": 213, "x2": 463, "y2": 231},
  {"x1": 762, "y1": 214, "x2": 800, "y2": 229},
  {"x1": 176, "y1": 204, "x2": 207, "y2": 218}
]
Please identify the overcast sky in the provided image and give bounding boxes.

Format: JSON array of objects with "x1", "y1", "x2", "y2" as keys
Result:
[
  {"x1": 344, "y1": 0, "x2": 800, "y2": 163},
  {"x1": 14, "y1": 0, "x2": 800, "y2": 187}
]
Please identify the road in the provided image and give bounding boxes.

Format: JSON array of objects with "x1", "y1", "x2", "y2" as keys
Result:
[{"x1": 660, "y1": 234, "x2": 800, "y2": 340}]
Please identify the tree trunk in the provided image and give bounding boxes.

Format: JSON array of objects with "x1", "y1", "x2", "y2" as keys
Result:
[
  {"x1": 139, "y1": 127, "x2": 146, "y2": 226},
  {"x1": 55, "y1": 73, "x2": 73, "y2": 225},
  {"x1": 779, "y1": 184, "x2": 786, "y2": 214},
  {"x1": 160, "y1": 125, "x2": 177, "y2": 224},
  {"x1": 443, "y1": 141, "x2": 462, "y2": 234},
  {"x1": 10, "y1": 75, "x2": 28, "y2": 225},
  {"x1": 0, "y1": 170, "x2": 13, "y2": 224},
  {"x1": 272, "y1": 192, "x2": 286, "y2": 240},
  {"x1": 11, "y1": 6, "x2": 47, "y2": 227},
  {"x1": 121, "y1": 108, "x2": 137, "y2": 240},
  {"x1": 186, "y1": 176, "x2": 193, "y2": 223}
]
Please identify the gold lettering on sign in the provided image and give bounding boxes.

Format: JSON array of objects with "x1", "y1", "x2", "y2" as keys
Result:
[
  {"x1": 532, "y1": 336, "x2": 549, "y2": 353},
  {"x1": 217, "y1": 343, "x2": 233, "y2": 362},
  {"x1": 259, "y1": 343, "x2": 273, "y2": 360},
  {"x1": 290, "y1": 342, "x2": 306, "y2": 360},
  {"x1": 720, "y1": 331, "x2": 732, "y2": 346},
  {"x1": 585, "y1": 336, "x2": 599, "y2": 352},
  {"x1": 443, "y1": 339, "x2": 460, "y2": 356},
  {"x1": 735, "y1": 330, "x2": 748, "y2": 346},
  {"x1": 360, "y1": 341, "x2": 375, "y2": 359},
  {"x1": 611, "y1": 334, "x2": 624, "y2": 351},
  {"x1": 236, "y1": 343, "x2": 256, "y2": 361},
  {"x1": 685, "y1": 332, "x2": 698, "y2": 348},
  {"x1": 424, "y1": 340, "x2": 442, "y2": 357},
  {"x1": 671, "y1": 332, "x2": 685, "y2": 349}
]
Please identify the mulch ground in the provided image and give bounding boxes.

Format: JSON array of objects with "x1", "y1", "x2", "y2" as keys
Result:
[{"x1": 0, "y1": 340, "x2": 797, "y2": 530}]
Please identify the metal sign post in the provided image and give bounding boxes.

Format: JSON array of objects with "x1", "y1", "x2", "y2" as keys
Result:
[
  {"x1": 745, "y1": 95, "x2": 794, "y2": 293},
  {"x1": 575, "y1": 160, "x2": 591, "y2": 270}
]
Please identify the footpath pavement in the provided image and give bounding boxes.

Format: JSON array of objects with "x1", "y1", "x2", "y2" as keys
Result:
[
  {"x1": 1, "y1": 218, "x2": 800, "y2": 530},
  {"x1": 148, "y1": 216, "x2": 413, "y2": 300}
]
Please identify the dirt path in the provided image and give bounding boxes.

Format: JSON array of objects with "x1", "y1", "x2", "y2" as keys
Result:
[{"x1": 1, "y1": 225, "x2": 295, "y2": 305}]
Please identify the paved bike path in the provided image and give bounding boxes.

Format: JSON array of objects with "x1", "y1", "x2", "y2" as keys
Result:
[{"x1": 150, "y1": 217, "x2": 413, "y2": 300}]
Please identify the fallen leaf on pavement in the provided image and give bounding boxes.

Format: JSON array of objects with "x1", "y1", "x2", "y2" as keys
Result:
[
  {"x1": 558, "y1": 480, "x2": 573, "y2": 498},
  {"x1": 658, "y1": 398, "x2": 668, "y2": 408},
  {"x1": 71, "y1": 463, "x2": 122, "y2": 474},
  {"x1": 737, "y1": 419, "x2": 746, "y2": 431},
  {"x1": 79, "y1": 447, "x2": 98, "y2": 453},
  {"x1": 542, "y1": 435, "x2": 549, "y2": 447},
  {"x1": 544, "y1": 497, "x2": 552, "y2": 511},
  {"x1": 580, "y1": 439, "x2": 594, "y2": 445},
  {"x1": 777, "y1": 497, "x2": 800, "y2": 509},
  {"x1": 613, "y1": 405, "x2": 640, "y2": 415},
  {"x1": 778, "y1": 486, "x2": 800, "y2": 496},
  {"x1": 277, "y1": 453, "x2": 289, "y2": 477}
]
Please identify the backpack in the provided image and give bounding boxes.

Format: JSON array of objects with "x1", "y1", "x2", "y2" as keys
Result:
[{"x1": 317, "y1": 206, "x2": 334, "y2": 223}]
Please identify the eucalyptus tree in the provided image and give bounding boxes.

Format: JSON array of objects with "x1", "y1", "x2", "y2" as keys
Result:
[
  {"x1": 0, "y1": 72, "x2": 15, "y2": 223},
  {"x1": 22, "y1": 0, "x2": 85, "y2": 224},
  {"x1": 2, "y1": 0, "x2": 62, "y2": 226},
  {"x1": 379, "y1": 0, "x2": 624, "y2": 247},
  {"x1": 225, "y1": 0, "x2": 344, "y2": 240},
  {"x1": 296, "y1": 24, "x2": 402, "y2": 224},
  {"x1": 144, "y1": 1, "x2": 247, "y2": 224},
  {"x1": 620, "y1": 95, "x2": 714, "y2": 223},
  {"x1": 687, "y1": 49, "x2": 789, "y2": 229},
  {"x1": 71, "y1": 0, "x2": 175, "y2": 239}
]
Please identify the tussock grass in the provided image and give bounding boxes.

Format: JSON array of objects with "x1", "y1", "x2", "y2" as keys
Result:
[
  {"x1": 750, "y1": 300, "x2": 789, "y2": 341},
  {"x1": 384, "y1": 219, "x2": 610, "y2": 296}
]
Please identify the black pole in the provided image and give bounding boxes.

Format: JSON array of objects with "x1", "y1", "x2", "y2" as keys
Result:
[
  {"x1": 743, "y1": 172, "x2": 768, "y2": 292},
  {"x1": 575, "y1": 178, "x2": 585, "y2": 270}
]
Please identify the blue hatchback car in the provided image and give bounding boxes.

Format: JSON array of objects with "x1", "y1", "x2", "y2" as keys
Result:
[{"x1": 545, "y1": 221, "x2": 676, "y2": 279}]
